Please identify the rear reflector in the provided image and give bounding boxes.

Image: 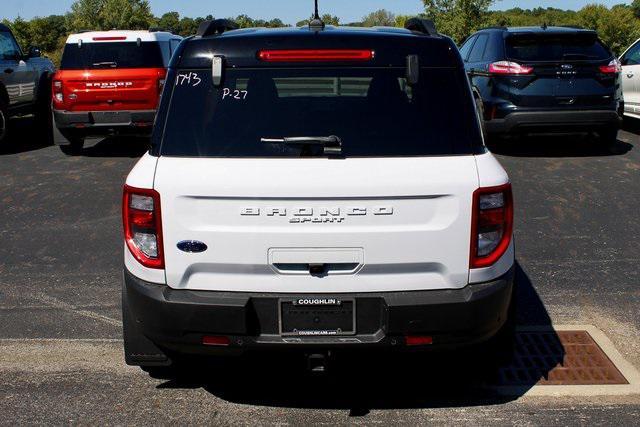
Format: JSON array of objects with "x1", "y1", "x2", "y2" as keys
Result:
[
  {"x1": 202, "y1": 336, "x2": 231, "y2": 346},
  {"x1": 258, "y1": 49, "x2": 375, "y2": 62},
  {"x1": 406, "y1": 336, "x2": 434, "y2": 346},
  {"x1": 93, "y1": 36, "x2": 127, "y2": 41}
]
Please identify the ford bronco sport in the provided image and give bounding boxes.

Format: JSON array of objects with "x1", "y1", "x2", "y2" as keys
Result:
[
  {"x1": 52, "y1": 30, "x2": 183, "y2": 153},
  {"x1": 0, "y1": 23, "x2": 55, "y2": 145},
  {"x1": 122, "y1": 17, "x2": 516, "y2": 371}
]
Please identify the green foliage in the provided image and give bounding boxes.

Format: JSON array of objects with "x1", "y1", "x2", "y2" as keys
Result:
[
  {"x1": 423, "y1": 0, "x2": 493, "y2": 43},
  {"x1": 361, "y1": 9, "x2": 396, "y2": 27},
  {"x1": 633, "y1": 0, "x2": 640, "y2": 18},
  {"x1": 67, "y1": 0, "x2": 154, "y2": 32},
  {"x1": 296, "y1": 14, "x2": 340, "y2": 27},
  {"x1": 487, "y1": 5, "x2": 640, "y2": 55},
  {"x1": 1, "y1": 15, "x2": 68, "y2": 65},
  {"x1": 232, "y1": 15, "x2": 287, "y2": 29},
  {"x1": 4, "y1": 1, "x2": 640, "y2": 68}
]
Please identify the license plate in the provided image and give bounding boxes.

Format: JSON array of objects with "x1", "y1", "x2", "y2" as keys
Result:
[
  {"x1": 279, "y1": 298, "x2": 356, "y2": 337},
  {"x1": 93, "y1": 111, "x2": 131, "y2": 124}
]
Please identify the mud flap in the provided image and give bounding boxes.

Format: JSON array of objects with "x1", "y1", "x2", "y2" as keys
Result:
[
  {"x1": 122, "y1": 282, "x2": 172, "y2": 367},
  {"x1": 51, "y1": 112, "x2": 71, "y2": 146}
]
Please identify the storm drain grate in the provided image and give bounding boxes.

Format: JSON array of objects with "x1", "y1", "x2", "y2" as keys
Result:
[{"x1": 497, "y1": 330, "x2": 628, "y2": 386}]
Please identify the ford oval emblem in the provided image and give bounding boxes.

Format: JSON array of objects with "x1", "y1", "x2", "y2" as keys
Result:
[{"x1": 177, "y1": 240, "x2": 208, "y2": 253}]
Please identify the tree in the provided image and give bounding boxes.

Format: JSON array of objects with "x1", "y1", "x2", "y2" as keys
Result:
[
  {"x1": 423, "y1": 0, "x2": 494, "y2": 43},
  {"x1": 67, "y1": 0, "x2": 154, "y2": 32},
  {"x1": 576, "y1": 4, "x2": 640, "y2": 55},
  {"x1": 296, "y1": 13, "x2": 340, "y2": 27},
  {"x1": 157, "y1": 11, "x2": 180, "y2": 33},
  {"x1": 361, "y1": 9, "x2": 396, "y2": 27},
  {"x1": 633, "y1": 0, "x2": 640, "y2": 19}
]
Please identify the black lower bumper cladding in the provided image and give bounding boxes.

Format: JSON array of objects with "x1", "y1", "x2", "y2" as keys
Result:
[
  {"x1": 54, "y1": 109, "x2": 156, "y2": 132},
  {"x1": 123, "y1": 268, "x2": 515, "y2": 365},
  {"x1": 486, "y1": 110, "x2": 622, "y2": 134}
]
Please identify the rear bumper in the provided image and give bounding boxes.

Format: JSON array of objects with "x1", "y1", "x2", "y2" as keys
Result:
[
  {"x1": 53, "y1": 109, "x2": 155, "y2": 134},
  {"x1": 486, "y1": 109, "x2": 622, "y2": 134},
  {"x1": 124, "y1": 267, "x2": 515, "y2": 363}
]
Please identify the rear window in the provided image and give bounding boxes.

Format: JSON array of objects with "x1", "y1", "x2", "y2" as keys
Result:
[
  {"x1": 158, "y1": 67, "x2": 482, "y2": 158},
  {"x1": 506, "y1": 34, "x2": 611, "y2": 62},
  {"x1": 60, "y1": 42, "x2": 164, "y2": 70}
]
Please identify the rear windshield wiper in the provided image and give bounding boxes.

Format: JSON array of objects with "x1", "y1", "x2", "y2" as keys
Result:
[
  {"x1": 92, "y1": 61, "x2": 117, "y2": 68},
  {"x1": 261, "y1": 136, "x2": 343, "y2": 155}
]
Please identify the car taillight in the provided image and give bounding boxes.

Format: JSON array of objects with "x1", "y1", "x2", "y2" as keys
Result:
[
  {"x1": 258, "y1": 49, "x2": 375, "y2": 62},
  {"x1": 488, "y1": 61, "x2": 533, "y2": 75},
  {"x1": 52, "y1": 80, "x2": 64, "y2": 104},
  {"x1": 470, "y1": 184, "x2": 513, "y2": 269},
  {"x1": 599, "y1": 59, "x2": 622, "y2": 74},
  {"x1": 123, "y1": 185, "x2": 164, "y2": 269}
]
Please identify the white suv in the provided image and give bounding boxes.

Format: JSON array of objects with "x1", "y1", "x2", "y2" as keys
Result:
[{"x1": 122, "y1": 19, "x2": 516, "y2": 370}]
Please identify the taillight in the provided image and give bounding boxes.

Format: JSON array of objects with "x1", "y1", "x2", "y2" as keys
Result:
[
  {"x1": 470, "y1": 184, "x2": 513, "y2": 269},
  {"x1": 488, "y1": 61, "x2": 533, "y2": 75},
  {"x1": 258, "y1": 49, "x2": 375, "y2": 62},
  {"x1": 52, "y1": 80, "x2": 64, "y2": 104},
  {"x1": 599, "y1": 59, "x2": 622, "y2": 74},
  {"x1": 123, "y1": 185, "x2": 164, "y2": 269}
]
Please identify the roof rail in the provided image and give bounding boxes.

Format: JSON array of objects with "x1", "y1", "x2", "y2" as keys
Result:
[
  {"x1": 77, "y1": 29, "x2": 94, "y2": 34},
  {"x1": 196, "y1": 19, "x2": 239, "y2": 37},
  {"x1": 404, "y1": 18, "x2": 438, "y2": 37},
  {"x1": 149, "y1": 27, "x2": 171, "y2": 33},
  {"x1": 559, "y1": 25, "x2": 585, "y2": 30}
]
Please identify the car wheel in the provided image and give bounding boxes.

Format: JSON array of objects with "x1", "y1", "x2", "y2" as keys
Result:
[{"x1": 0, "y1": 99, "x2": 8, "y2": 144}]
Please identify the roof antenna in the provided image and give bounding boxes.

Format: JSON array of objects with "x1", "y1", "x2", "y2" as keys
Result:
[
  {"x1": 542, "y1": 22, "x2": 548, "y2": 30},
  {"x1": 309, "y1": 0, "x2": 325, "y2": 31}
]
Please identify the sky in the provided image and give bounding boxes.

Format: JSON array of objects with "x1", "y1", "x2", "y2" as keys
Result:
[{"x1": 3, "y1": 0, "x2": 633, "y2": 24}]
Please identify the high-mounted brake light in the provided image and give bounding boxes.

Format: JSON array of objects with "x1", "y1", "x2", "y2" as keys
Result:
[
  {"x1": 123, "y1": 185, "x2": 164, "y2": 269},
  {"x1": 93, "y1": 36, "x2": 127, "y2": 41},
  {"x1": 258, "y1": 49, "x2": 375, "y2": 62},
  {"x1": 489, "y1": 61, "x2": 533, "y2": 75},
  {"x1": 599, "y1": 59, "x2": 622, "y2": 74},
  {"x1": 470, "y1": 184, "x2": 513, "y2": 269}
]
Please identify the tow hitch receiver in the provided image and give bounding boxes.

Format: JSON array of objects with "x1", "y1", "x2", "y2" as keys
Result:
[{"x1": 307, "y1": 353, "x2": 330, "y2": 374}]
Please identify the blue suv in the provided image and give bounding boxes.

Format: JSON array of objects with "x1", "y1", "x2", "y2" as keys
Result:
[{"x1": 460, "y1": 26, "x2": 623, "y2": 146}]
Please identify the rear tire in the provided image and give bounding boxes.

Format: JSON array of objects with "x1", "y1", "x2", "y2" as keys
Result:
[{"x1": 0, "y1": 99, "x2": 8, "y2": 145}]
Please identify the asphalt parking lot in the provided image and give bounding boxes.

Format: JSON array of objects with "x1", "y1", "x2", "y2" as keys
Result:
[{"x1": 1, "y1": 120, "x2": 639, "y2": 424}]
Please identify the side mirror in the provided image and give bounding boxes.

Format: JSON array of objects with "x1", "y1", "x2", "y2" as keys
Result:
[{"x1": 28, "y1": 46, "x2": 42, "y2": 58}]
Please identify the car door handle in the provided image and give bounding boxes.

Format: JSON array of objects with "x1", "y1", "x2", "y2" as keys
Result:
[{"x1": 4, "y1": 68, "x2": 14, "y2": 74}]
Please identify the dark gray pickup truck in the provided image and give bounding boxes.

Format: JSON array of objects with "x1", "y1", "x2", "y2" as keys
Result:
[{"x1": 0, "y1": 23, "x2": 55, "y2": 144}]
